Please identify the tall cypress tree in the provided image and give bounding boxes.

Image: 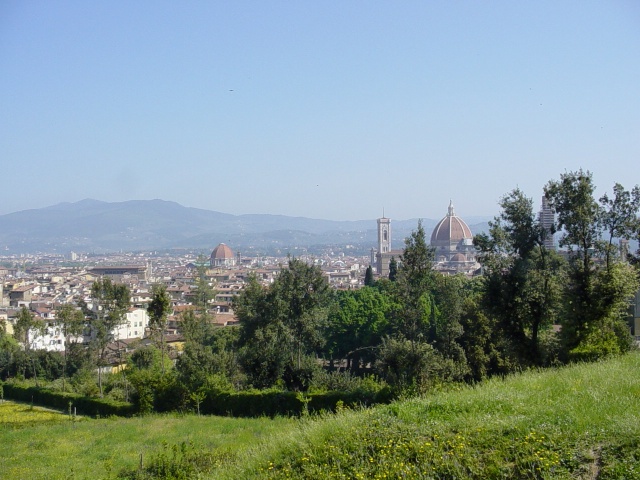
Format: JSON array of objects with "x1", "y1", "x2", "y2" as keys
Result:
[
  {"x1": 364, "y1": 265, "x2": 375, "y2": 286},
  {"x1": 388, "y1": 257, "x2": 398, "y2": 281}
]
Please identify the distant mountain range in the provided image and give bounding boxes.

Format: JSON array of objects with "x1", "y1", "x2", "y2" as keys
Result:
[{"x1": 0, "y1": 199, "x2": 491, "y2": 255}]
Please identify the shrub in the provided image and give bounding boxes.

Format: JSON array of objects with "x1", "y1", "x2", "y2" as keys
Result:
[
  {"x1": 309, "y1": 369, "x2": 372, "y2": 392},
  {"x1": 70, "y1": 367, "x2": 100, "y2": 397},
  {"x1": 2, "y1": 381, "x2": 135, "y2": 417},
  {"x1": 117, "y1": 441, "x2": 228, "y2": 480},
  {"x1": 375, "y1": 337, "x2": 441, "y2": 392}
]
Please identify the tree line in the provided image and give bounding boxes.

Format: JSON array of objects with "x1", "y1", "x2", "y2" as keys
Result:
[{"x1": 1, "y1": 170, "x2": 639, "y2": 412}]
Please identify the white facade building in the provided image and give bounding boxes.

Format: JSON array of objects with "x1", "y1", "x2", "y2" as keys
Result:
[{"x1": 110, "y1": 308, "x2": 150, "y2": 341}]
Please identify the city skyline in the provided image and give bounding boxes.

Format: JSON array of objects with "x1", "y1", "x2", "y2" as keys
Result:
[{"x1": 2, "y1": 2, "x2": 639, "y2": 220}]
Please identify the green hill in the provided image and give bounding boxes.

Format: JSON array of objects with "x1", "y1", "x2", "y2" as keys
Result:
[
  {"x1": 3, "y1": 353, "x2": 640, "y2": 479},
  {"x1": 220, "y1": 352, "x2": 640, "y2": 479}
]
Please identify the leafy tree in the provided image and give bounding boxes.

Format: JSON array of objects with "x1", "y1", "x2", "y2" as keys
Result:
[
  {"x1": 176, "y1": 326, "x2": 243, "y2": 393},
  {"x1": 375, "y1": 336, "x2": 439, "y2": 392},
  {"x1": 175, "y1": 342, "x2": 214, "y2": 392},
  {"x1": 379, "y1": 221, "x2": 467, "y2": 391},
  {"x1": 147, "y1": 284, "x2": 172, "y2": 375},
  {"x1": 325, "y1": 287, "x2": 392, "y2": 371},
  {"x1": 89, "y1": 278, "x2": 131, "y2": 396},
  {"x1": 55, "y1": 303, "x2": 86, "y2": 391},
  {"x1": 545, "y1": 170, "x2": 600, "y2": 275},
  {"x1": 190, "y1": 388, "x2": 206, "y2": 416},
  {"x1": 0, "y1": 329, "x2": 20, "y2": 380},
  {"x1": 7, "y1": 350, "x2": 31, "y2": 380},
  {"x1": 430, "y1": 274, "x2": 470, "y2": 379},
  {"x1": 191, "y1": 258, "x2": 215, "y2": 313},
  {"x1": 13, "y1": 306, "x2": 45, "y2": 351},
  {"x1": 598, "y1": 183, "x2": 640, "y2": 271},
  {"x1": 126, "y1": 345, "x2": 175, "y2": 413},
  {"x1": 235, "y1": 258, "x2": 332, "y2": 390},
  {"x1": 458, "y1": 292, "x2": 497, "y2": 381},
  {"x1": 273, "y1": 258, "x2": 332, "y2": 369},
  {"x1": 393, "y1": 220, "x2": 436, "y2": 343},
  {"x1": 180, "y1": 309, "x2": 213, "y2": 345},
  {"x1": 545, "y1": 171, "x2": 639, "y2": 359},
  {"x1": 544, "y1": 171, "x2": 599, "y2": 354},
  {"x1": 207, "y1": 326, "x2": 244, "y2": 388},
  {"x1": 234, "y1": 274, "x2": 267, "y2": 346},
  {"x1": 474, "y1": 189, "x2": 565, "y2": 364},
  {"x1": 13, "y1": 307, "x2": 45, "y2": 385},
  {"x1": 33, "y1": 350, "x2": 64, "y2": 381},
  {"x1": 237, "y1": 324, "x2": 290, "y2": 389},
  {"x1": 175, "y1": 304, "x2": 243, "y2": 398}
]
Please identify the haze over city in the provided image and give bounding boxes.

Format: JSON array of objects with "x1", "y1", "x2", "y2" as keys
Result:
[{"x1": 2, "y1": 2, "x2": 639, "y2": 220}]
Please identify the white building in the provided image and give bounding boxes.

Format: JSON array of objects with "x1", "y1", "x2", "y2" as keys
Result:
[
  {"x1": 113, "y1": 307, "x2": 149, "y2": 340},
  {"x1": 29, "y1": 323, "x2": 65, "y2": 352},
  {"x1": 27, "y1": 307, "x2": 151, "y2": 351}
]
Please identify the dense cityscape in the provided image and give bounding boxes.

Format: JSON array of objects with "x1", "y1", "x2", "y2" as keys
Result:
[{"x1": 0, "y1": 202, "x2": 482, "y2": 353}]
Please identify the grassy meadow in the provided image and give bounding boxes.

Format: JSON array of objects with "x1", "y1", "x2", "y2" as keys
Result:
[
  {"x1": 0, "y1": 403, "x2": 296, "y2": 480},
  {"x1": 3, "y1": 352, "x2": 640, "y2": 479}
]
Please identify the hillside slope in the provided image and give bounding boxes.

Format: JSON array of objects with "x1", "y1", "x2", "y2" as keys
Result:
[
  {"x1": 3, "y1": 353, "x2": 639, "y2": 479},
  {"x1": 219, "y1": 353, "x2": 640, "y2": 479}
]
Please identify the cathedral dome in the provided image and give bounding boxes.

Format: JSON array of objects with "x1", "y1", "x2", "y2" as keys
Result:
[
  {"x1": 210, "y1": 243, "x2": 235, "y2": 267},
  {"x1": 430, "y1": 201, "x2": 473, "y2": 247}
]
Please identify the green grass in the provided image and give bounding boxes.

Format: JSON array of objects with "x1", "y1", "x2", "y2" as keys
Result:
[
  {"x1": 217, "y1": 353, "x2": 640, "y2": 479},
  {"x1": 0, "y1": 406, "x2": 296, "y2": 480},
  {"x1": 3, "y1": 353, "x2": 640, "y2": 479},
  {"x1": 0, "y1": 400, "x2": 78, "y2": 427}
]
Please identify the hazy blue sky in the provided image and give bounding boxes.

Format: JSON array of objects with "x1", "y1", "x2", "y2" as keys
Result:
[{"x1": 2, "y1": 1, "x2": 639, "y2": 221}]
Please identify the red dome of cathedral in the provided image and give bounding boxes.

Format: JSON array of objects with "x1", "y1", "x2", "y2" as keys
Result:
[
  {"x1": 210, "y1": 243, "x2": 236, "y2": 267},
  {"x1": 430, "y1": 201, "x2": 472, "y2": 246}
]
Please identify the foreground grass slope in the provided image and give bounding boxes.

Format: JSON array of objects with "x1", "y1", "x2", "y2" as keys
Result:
[
  {"x1": 216, "y1": 353, "x2": 640, "y2": 479},
  {"x1": 3, "y1": 353, "x2": 640, "y2": 479},
  {"x1": 0, "y1": 403, "x2": 296, "y2": 480}
]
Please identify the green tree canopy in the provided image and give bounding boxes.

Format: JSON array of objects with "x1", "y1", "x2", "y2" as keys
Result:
[
  {"x1": 55, "y1": 303, "x2": 86, "y2": 391},
  {"x1": 234, "y1": 258, "x2": 332, "y2": 390},
  {"x1": 89, "y1": 278, "x2": 131, "y2": 396},
  {"x1": 325, "y1": 286, "x2": 393, "y2": 370},
  {"x1": 544, "y1": 171, "x2": 639, "y2": 359},
  {"x1": 394, "y1": 220, "x2": 436, "y2": 343},
  {"x1": 191, "y1": 256, "x2": 215, "y2": 312},
  {"x1": 147, "y1": 283, "x2": 173, "y2": 375},
  {"x1": 474, "y1": 188, "x2": 565, "y2": 364}
]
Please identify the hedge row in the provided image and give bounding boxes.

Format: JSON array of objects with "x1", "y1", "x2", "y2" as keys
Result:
[
  {"x1": 1, "y1": 382, "x2": 135, "y2": 417},
  {"x1": 1, "y1": 381, "x2": 393, "y2": 418},
  {"x1": 199, "y1": 386, "x2": 394, "y2": 417}
]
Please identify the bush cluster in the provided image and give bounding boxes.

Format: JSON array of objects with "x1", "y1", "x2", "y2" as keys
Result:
[
  {"x1": 0, "y1": 376, "x2": 392, "y2": 418},
  {"x1": 1, "y1": 381, "x2": 135, "y2": 417}
]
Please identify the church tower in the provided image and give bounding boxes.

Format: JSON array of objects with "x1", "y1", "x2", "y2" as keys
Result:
[
  {"x1": 539, "y1": 196, "x2": 555, "y2": 251},
  {"x1": 376, "y1": 215, "x2": 392, "y2": 275},
  {"x1": 377, "y1": 216, "x2": 391, "y2": 254}
]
